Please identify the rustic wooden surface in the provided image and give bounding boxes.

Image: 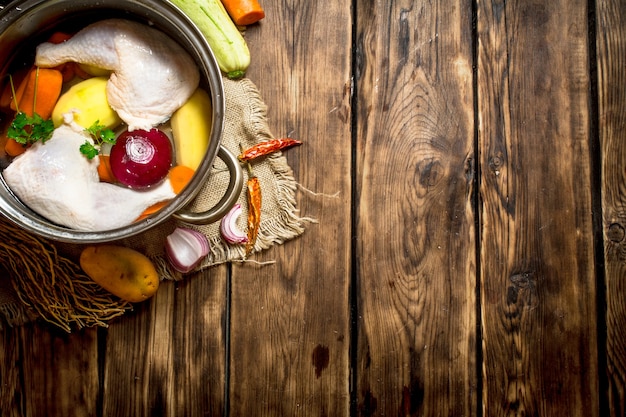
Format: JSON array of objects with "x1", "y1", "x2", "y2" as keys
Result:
[{"x1": 1, "y1": 0, "x2": 625, "y2": 415}]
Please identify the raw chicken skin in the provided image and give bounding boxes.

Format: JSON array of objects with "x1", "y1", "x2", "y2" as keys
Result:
[
  {"x1": 2, "y1": 125, "x2": 176, "y2": 231},
  {"x1": 35, "y1": 19, "x2": 200, "y2": 131}
]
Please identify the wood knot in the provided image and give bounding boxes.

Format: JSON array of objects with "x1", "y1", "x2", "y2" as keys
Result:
[
  {"x1": 509, "y1": 272, "x2": 535, "y2": 288},
  {"x1": 507, "y1": 272, "x2": 538, "y2": 309},
  {"x1": 417, "y1": 158, "x2": 444, "y2": 190},
  {"x1": 608, "y1": 223, "x2": 625, "y2": 243},
  {"x1": 488, "y1": 152, "x2": 504, "y2": 172}
]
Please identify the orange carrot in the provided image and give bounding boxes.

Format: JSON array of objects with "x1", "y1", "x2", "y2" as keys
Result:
[
  {"x1": 47, "y1": 31, "x2": 72, "y2": 44},
  {"x1": 10, "y1": 67, "x2": 63, "y2": 119},
  {"x1": 221, "y1": 0, "x2": 265, "y2": 26},
  {"x1": 136, "y1": 202, "x2": 167, "y2": 221},
  {"x1": 136, "y1": 165, "x2": 196, "y2": 221},
  {"x1": 97, "y1": 155, "x2": 117, "y2": 183},
  {"x1": 0, "y1": 68, "x2": 28, "y2": 110},
  {"x1": 58, "y1": 63, "x2": 76, "y2": 83},
  {"x1": 3, "y1": 67, "x2": 63, "y2": 156},
  {"x1": 4, "y1": 136, "x2": 28, "y2": 157},
  {"x1": 168, "y1": 165, "x2": 196, "y2": 193}
]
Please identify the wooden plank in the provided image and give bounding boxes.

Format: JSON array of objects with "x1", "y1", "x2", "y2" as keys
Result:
[
  {"x1": 355, "y1": 0, "x2": 477, "y2": 415},
  {"x1": 0, "y1": 325, "x2": 21, "y2": 416},
  {"x1": 595, "y1": 0, "x2": 626, "y2": 414},
  {"x1": 477, "y1": 1, "x2": 599, "y2": 415},
  {"x1": 18, "y1": 325, "x2": 99, "y2": 417},
  {"x1": 101, "y1": 268, "x2": 227, "y2": 416},
  {"x1": 228, "y1": 1, "x2": 352, "y2": 415}
]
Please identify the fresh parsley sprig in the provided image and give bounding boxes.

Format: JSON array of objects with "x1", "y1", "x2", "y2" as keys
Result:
[
  {"x1": 81, "y1": 121, "x2": 116, "y2": 159},
  {"x1": 5, "y1": 72, "x2": 54, "y2": 148},
  {"x1": 7, "y1": 111, "x2": 54, "y2": 145}
]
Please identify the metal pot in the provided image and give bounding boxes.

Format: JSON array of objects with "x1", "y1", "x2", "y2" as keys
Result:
[{"x1": 0, "y1": 0, "x2": 243, "y2": 243}]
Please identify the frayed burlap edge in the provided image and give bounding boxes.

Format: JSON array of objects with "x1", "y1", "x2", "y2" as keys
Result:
[{"x1": 153, "y1": 78, "x2": 307, "y2": 279}]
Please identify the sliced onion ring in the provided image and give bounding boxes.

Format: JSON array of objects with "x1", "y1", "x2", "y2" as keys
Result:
[{"x1": 220, "y1": 203, "x2": 249, "y2": 244}]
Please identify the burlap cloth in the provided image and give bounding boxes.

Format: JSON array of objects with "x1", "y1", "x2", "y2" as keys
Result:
[{"x1": 0, "y1": 77, "x2": 306, "y2": 331}]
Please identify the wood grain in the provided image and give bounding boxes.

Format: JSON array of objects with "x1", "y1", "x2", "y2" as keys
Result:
[
  {"x1": 101, "y1": 267, "x2": 227, "y2": 416},
  {"x1": 477, "y1": 0, "x2": 599, "y2": 415},
  {"x1": 355, "y1": 0, "x2": 477, "y2": 415},
  {"x1": 228, "y1": 1, "x2": 353, "y2": 415},
  {"x1": 0, "y1": 324, "x2": 21, "y2": 416},
  {"x1": 0, "y1": 0, "x2": 623, "y2": 415},
  {"x1": 596, "y1": 0, "x2": 626, "y2": 415},
  {"x1": 18, "y1": 326, "x2": 99, "y2": 416}
]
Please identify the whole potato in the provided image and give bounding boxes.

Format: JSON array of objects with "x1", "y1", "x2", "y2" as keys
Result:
[
  {"x1": 52, "y1": 76, "x2": 121, "y2": 129},
  {"x1": 80, "y1": 245, "x2": 160, "y2": 302}
]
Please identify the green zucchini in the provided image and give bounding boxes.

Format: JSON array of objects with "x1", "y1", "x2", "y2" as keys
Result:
[{"x1": 170, "y1": 0, "x2": 251, "y2": 79}]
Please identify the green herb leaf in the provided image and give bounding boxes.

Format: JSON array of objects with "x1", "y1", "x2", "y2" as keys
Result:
[
  {"x1": 100, "y1": 128, "x2": 116, "y2": 144},
  {"x1": 30, "y1": 117, "x2": 54, "y2": 143},
  {"x1": 7, "y1": 111, "x2": 54, "y2": 145},
  {"x1": 80, "y1": 141, "x2": 99, "y2": 160},
  {"x1": 82, "y1": 120, "x2": 116, "y2": 158}
]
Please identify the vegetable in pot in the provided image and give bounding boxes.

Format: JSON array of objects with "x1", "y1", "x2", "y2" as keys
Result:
[
  {"x1": 109, "y1": 128, "x2": 173, "y2": 189},
  {"x1": 170, "y1": 87, "x2": 212, "y2": 170},
  {"x1": 51, "y1": 76, "x2": 121, "y2": 130},
  {"x1": 136, "y1": 165, "x2": 196, "y2": 220},
  {"x1": 3, "y1": 67, "x2": 63, "y2": 156},
  {"x1": 10, "y1": 67, "x2": 63, "y2": 120}
]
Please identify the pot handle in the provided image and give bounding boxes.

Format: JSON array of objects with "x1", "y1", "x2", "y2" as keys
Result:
[{"x1": 173, "y1": 145, "x2": 244, "y2": 225}]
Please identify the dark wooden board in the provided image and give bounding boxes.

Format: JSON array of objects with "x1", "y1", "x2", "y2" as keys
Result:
[
  {"x1": 101, "y1": 267, "x2": 227, "y2": 416},
  {"x1": 227, "y1": 1, "x2": 353, "y2": 416},
  {"x1": 477, "y1": 0, "x2": 599, "y2": 415},
  {"x1": 354, "y1": 1, "x2": 478, "y2": 415},
  {"x1": 596, "y1": 0, "x2": 626, "y2": 415},
  {"x1": 0, "y1": 325, "x2": 99, "y2": 416},
  {"x1": 0, "y1": 0, "x2": 621, "y2": 415}
]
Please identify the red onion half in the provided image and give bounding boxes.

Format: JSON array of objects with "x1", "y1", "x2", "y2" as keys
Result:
[{"x1": 165, "y1": 227, "x2": 210, "y2": 273}]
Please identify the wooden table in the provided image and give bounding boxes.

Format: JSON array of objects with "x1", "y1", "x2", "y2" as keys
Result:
[{"x1": 1, "y1": 0, "x2": 625, "y2": 415}]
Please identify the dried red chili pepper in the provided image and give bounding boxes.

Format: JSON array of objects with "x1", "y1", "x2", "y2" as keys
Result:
[
  {"x1": 245, "y1": 172, "x2": 261, "y2": 255},
  {"x1": 238, "y1": 138, "x2": 302, "y2": 162}
]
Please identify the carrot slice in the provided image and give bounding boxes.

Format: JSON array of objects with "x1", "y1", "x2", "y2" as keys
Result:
[
  {"x1": 220, "y1": 0, "x2": 265, "y2": 26},
  {"x1": 168, "y1": 165, "x2": 196, "y2": 193}
]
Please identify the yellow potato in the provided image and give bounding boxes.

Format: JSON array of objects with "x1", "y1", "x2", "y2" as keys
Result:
[
  {"x1": 52, "y1": 76, "x2": 121, "y2": 129},
  {"x1": 78, "y1": 63, "x2": 111, "y2": 77},
  {"x1": 170, "y1": 87, "x2": 212, "y2": 170},
  {"x1": 80, "y1": 245, "x2": 160, "y2": 303}
]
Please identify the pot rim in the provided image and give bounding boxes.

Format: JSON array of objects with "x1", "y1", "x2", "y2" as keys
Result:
[{"x1": 0, "y1": 0, "x2": 226, "y2": 243}]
